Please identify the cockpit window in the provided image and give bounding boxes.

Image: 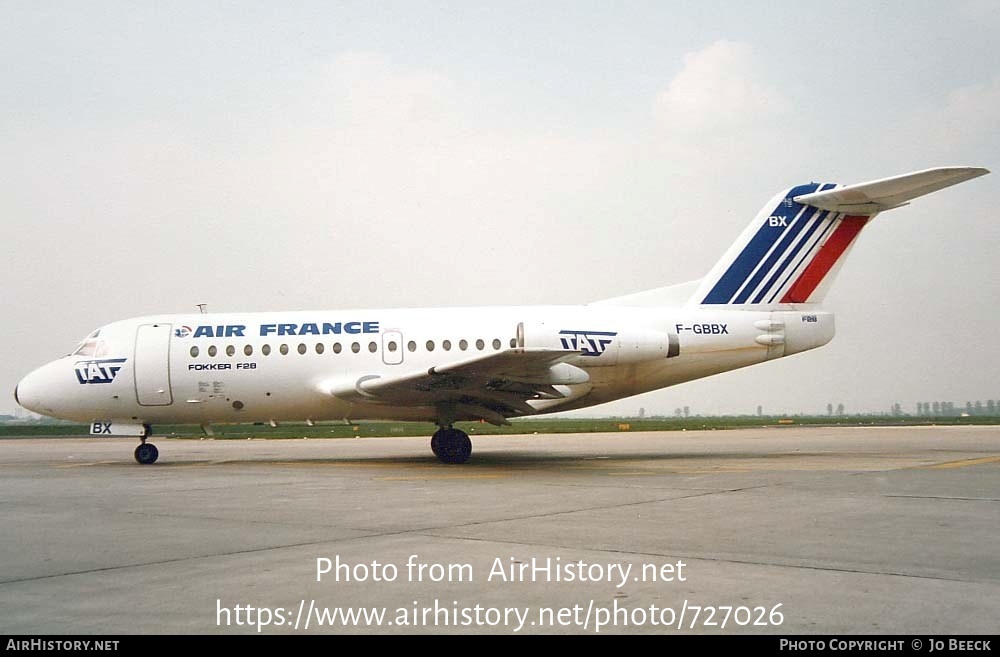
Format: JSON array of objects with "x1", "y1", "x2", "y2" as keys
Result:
[{"x1": 72, "y1": 330, "x2": 108, "y2": 357}]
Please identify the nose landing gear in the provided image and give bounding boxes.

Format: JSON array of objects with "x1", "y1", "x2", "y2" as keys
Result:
[{"x1": 134, "y1": 425, "x2": 158, "y2": 465}]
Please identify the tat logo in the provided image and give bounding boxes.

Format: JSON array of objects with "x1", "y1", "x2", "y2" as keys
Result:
[
  {"x1": 75, "y1": 358, "x2": 127, "y2": 384},
  {"x1": 174, "y1": 325, "x2": 192, "y2": 338},
  {"x1": 558, "y1": 330, "x2": 617, "y2": 357}
]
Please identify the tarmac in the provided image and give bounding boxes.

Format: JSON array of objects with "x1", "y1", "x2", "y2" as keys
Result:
[{"x1": 0, "y1": 425, "x2": 997, "y2": 634}]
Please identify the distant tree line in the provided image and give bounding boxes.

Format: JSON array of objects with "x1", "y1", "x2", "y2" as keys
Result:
[
  {"x1": 912, "y1": 400, "x2": 998, "y2": 416},
  {"x1": 820, "y1": 400, "x2": 1000, "y2": 417}
]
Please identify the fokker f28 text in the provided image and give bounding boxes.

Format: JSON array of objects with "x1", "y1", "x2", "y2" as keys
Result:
[{"x1": 16, "y1": 167, "x2": 988, "y2": 464}]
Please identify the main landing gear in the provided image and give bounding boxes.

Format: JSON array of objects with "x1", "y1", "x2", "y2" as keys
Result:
[
  {"x1": 431, "y1": 426, "x2": 472, "y2": 464},
  {"x1": 134, "y1": 425, "x2": 158, "y2": 465}
]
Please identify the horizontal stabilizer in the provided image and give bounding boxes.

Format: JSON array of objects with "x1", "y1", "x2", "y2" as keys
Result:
[
  {"x1": 793, "y1": 167, "x2": 989, "y2": 215},
  {"x1": 693, "y1": 166, "x2": 988, "y2": 307}
]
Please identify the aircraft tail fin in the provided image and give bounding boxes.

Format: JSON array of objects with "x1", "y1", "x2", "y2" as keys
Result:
[{"x1": 690, "y1": 167, "x2": 988, "y2": 307}]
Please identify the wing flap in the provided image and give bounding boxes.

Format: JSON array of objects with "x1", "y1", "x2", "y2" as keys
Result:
[{"x1": 319, "y1": 348, "x2": 591, "y2": 424}]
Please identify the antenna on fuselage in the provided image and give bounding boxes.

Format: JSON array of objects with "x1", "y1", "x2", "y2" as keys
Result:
[{"x1": 196, "y1": 304, "x2": 207, "y2": 314}]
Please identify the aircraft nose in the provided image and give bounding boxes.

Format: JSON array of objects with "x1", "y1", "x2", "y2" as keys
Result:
[{"x1": 15, "y1": 367, "x2": 51, "y2": 416}]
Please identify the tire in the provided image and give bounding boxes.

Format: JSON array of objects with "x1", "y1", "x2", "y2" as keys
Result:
[
  {"x1": 134, "y1": 443, "x2": 159, "y2": 465},
  {"x1": 430, "y1": 428, "x2": 446, "y2": 458},
  {"x1": 436, "y1": 429, "x2": 472, "y2": 464}
]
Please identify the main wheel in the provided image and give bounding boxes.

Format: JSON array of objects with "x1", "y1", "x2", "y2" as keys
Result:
[
  {"x1": 430, "y1": 428, "x2": 446, "y2": 458},
  {"x1": 433, "y1": 428, "x2": 472, "y2": 464},
  {"x1": 134, "y1": 442, "x2": 159, "y2": 465}
]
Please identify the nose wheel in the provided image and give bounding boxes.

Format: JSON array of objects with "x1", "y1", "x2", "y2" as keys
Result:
[
  {"x1": 134, "y1": 442, "x2": 159, "y2": 465},
  {"x1": 431, "y1": 427, "x2": 472, "y2": 464},
  {"x1": 134, "y1": 426, "x2": 159, "y2": 464}
]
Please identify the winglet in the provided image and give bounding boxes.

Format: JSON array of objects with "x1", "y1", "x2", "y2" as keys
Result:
[{"x1": 792, "y1": 167, "x2": 989, "y2": 215}]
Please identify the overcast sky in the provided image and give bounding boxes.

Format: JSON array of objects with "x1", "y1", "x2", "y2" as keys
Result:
[{"x1": 2, "y1": 1, "x2": 997, "y2": 417}]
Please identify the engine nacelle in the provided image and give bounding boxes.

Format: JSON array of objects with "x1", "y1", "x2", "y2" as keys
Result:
[{"x1": 520, "y1": 323, "x2": 679, "y2": 367}]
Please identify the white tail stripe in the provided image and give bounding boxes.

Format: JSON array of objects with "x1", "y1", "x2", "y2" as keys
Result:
[
  {"x1": 728, "y1": 201, "x2": 814, "y2": 304},
  {"x1": 766, "y1": 213, "x2": 844, "y2": 304}
]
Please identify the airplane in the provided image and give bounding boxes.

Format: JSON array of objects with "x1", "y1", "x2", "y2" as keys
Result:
[{"x1": 14, "y1": 166, "x2": 989, "y2": 465}]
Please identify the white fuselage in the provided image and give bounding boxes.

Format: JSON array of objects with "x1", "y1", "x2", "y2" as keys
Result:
[
  {"x1": 15, "y1": 305, "x2": 835, "y2": 426},
  {"x1": 13, "y1": 166, "x2": 985, "y2": 465}
]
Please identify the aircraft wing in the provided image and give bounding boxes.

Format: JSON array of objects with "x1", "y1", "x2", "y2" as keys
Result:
[
  {"x1": 319, "y1": 348, "x2": 589, "y2": 425},
  {"x1": 793, "y1": 166, "x2": 989, "y2": 214}
]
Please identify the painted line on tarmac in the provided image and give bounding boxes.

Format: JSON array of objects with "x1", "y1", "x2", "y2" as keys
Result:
[
  {"x1": 375, "y1": 473, "x2": 510, "y2": 481},
  {"x1": 919, "y1": 455, "x2": 1000, "y2": 470}
]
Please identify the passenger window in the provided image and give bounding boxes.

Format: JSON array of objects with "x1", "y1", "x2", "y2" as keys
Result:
[
  {"x1": 190, "y1": 346, "x2": 199, "y2": 358},
  {"x1": 407, "y1": 341, "x2": 416, "y2": 352},
  {"x1": 368, "y1": 342, "x2": 377, "y2": 353},
  {"x1": 279, "y1": 344, "x2": 289, "y2": 355},
  {"x1": 459, "y1": 339, "x2": 468, "y2": 351},
  {"x1": 244, "y1": 345, "x2": 253, "y2": 356},
  {"x1": 297, "y1": 343, "x2": 307, "y2": 355},
  {"x1": 226, "y1": 345, "x2": 236, "y2": 357},
  {"x1": 475, "y1": 339, "x2": 484, "y2": 350},
  {"x1": 510, "y1": 338, "x2": 517, "y2": 348},
  {"x1": 387, "y1": 341, "x2": 398, "y2": 352},
  {"x1": 426, "y1": 340, "x2": 435, "y2": 352},
  {"x1": 442, "y1": 340, "x2": 452, "y2": 351},
  {"x1": 262, "y1": 344, "x2": 271, "y2": 356},
  {"x1": 208, "y1": 345, "x2": 218, "y2": 357},
  {"x1": 492, "y1": 339, "x2": 501, "y2": 350},
  {"x1": 315, "y1": 343, "x2": 325, "y2": 354},
  {"x1": 333, "y1": 342, "x2": 342, "y2": 354},
  {"x1": 351, "y1": 342, "x2": 360, "y2": 353}
]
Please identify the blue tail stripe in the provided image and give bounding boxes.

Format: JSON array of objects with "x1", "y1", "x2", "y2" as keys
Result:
[
  {"x1": 751, "y1": 209, "x2": 829, "y2": 304},
  {"x1": 761, "y1": 184, "x2": 839, "y2": 304},
  {"x1": 701, "y1": 183, "x2": 820, "y2": 304},
  {"x1": 733, "y1": 204, "x2": 820, "y2": 304},
  {"x1": 765, "y1": 211, "x2": 840, "y2": 304}
]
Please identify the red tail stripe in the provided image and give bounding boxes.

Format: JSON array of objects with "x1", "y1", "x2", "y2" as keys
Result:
[{"x1": 780, "y1": 215, "x2": 869, "y2": 303}]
